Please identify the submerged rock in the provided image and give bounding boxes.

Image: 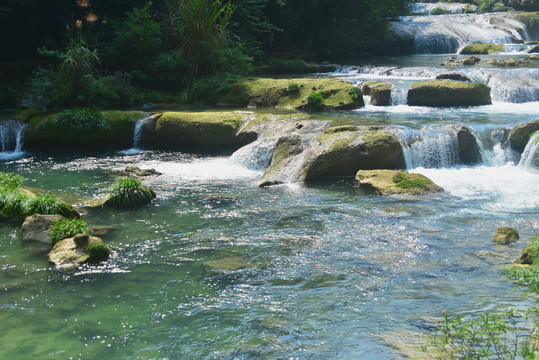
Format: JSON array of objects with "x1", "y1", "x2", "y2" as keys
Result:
[
  {"x1": 491, "y1": 225, "x2": 520, "y2": 245},
  {"x1": 48, "y1": 234, "x2": 109, "y2": 269},
  {"x1": 355, "y1": 170, "x2": 443, "y2": 195},
  {"x1": 435, "y1": 73, "x2": 471, "y2": 82},
  {"x1": 22, "y1": 214, "x2": 65, "y2": 245},
  {"x1": 407, "y1": 80, "x2": 491, "y2": 107}
]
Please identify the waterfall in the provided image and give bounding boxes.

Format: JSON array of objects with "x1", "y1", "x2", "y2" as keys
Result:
[
  {"x1": 0, "y1": 120, "x2": 26, "y2": 160},
  {"x1": 228, "y1": 137, "x2": 279, "y2": 171},
  {"x1": 391, "y1": 13, "x2": 526, "y2": 54},
  {"x1": 120, "y1": 114, "x2": 159, "y2": 155},
  {"x1": 490, "y1": 128, "x2": 520, "y2": 166},
  {"x1": 412, "y1": 3, "x2": 478, "y2": 15},
  {"x1": 519, "y1": 132, "x2": 539, "y2": 168}
]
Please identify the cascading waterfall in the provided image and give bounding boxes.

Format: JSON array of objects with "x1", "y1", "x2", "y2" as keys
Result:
[
  {"x1": 120, "y1": 114, "x2": 159, "y2": 155},
  {"x1": 391, "y1": 13, "x2": 527, "y2": 54},
  {"x1": 228, "y1": 137, "x2": 279, "y2": 171},
  {"x1": 412, "y1": 2, "x2": 478, "y2": 15},
  {"x1": 519, "y1": 131, "x2": 539, "y2": 168},
  {"x1": 0, "y1": 120, "x2": 27, "y2": 160}
]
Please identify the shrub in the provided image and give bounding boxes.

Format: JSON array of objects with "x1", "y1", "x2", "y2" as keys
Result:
[
  {"x1": 55, "y1": 108, "x2": 110, "y2": 133},
  {"x1": 306, "y1": 91, "x2": 325, "y2": 109},
  {"x1": 86, "y1": 242, "x2": 110, "y2": 263},
  {"x1": 431, "y1": 7, "x2": 449, "y2": 15},
  {"x1": 48, "y1": 218, "x2": 88, "y2": 245},
  {"x1": 347, "y1": 87, "x2": 363, "y2": 102},
  {"x1": 106, "y1": 177, "x2": 155, "y2": 208},
  {"x1": 0, "y1": 172, "x2": 23, "y2": 191},
  {"x1": 287, "y1": 83, "x2": 301, "y2": 94},
  {"x1": 188, "y1": 73, "x2": 238, "y2": 103},
  {"x1": 24, "y1": 194, "x2": 64, "y2": 215}
]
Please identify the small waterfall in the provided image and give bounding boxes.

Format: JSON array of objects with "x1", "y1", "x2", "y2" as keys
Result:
[
  {"x1": 412, "y1": 3, "x2": 477, "y2": 15},
  {"x1": 392, "y1": 13, "x2": 526, "y2": 54},
  {"x1": 229, "y1": 137, "x2": 279, "y2": 171},
  {"x1": 489, "y1": 128, "x2": 519, "y2": 166},
  {"x1": 0, "y1": 120, "x2": 26, "y2": 160},
  {"x1": 519, "y1": 131, "x2": 539, "y2": 168},
  {"x1": 120, "y1": 114, "x2": 159, "y2": 155}
]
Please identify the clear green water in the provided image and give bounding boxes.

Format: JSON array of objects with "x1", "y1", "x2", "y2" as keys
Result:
[{"x1": 1, "y1": 149, "x2": 536, "y2": 359}]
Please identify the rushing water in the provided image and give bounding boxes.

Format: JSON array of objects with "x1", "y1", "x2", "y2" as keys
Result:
[{"x1": 2, "y1": 27, "x2": 539, "y2": 360}]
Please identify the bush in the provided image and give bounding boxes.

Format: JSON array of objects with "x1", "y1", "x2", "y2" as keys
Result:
[
  {"x1": 106, "y1": 177, "x2": 155, "y2": 208},
  {"x1": 306, "y1": 91, "x2": 325, "y2": 109},
  {"x1": 48, "y1": 218, "x2": 88, "y2": 245},
  {"x1": 86, "y1": 242, "x2": 110, "y2": 263},
  {"x1": 431, "y1": 7, "x2": 449, "y2": 15},
  {"x1": 347, "y1": 87, "x2": 363, "y2": 102},
  {"x1": 287, "y1": 83, "x2": 301, "y2": 94},
  {"x1": 55, "y1": 108, "x2": 110, "y2": 133},
  {"x1": 188, "y1": 73, "x2": 238, "y2": 103}
]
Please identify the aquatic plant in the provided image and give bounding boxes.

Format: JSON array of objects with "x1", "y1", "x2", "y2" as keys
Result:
[
  {"x1": 55, "y1": 107, "x2": 110, "y2": 133},
  {"x1": 0, "y1": 172, "x2": 23, "y2": 191},
  {"x1": 0, "y1": 191, "x2": 27, "y2": 217},
  {"x1": 48, "y1": 218, "x2": 88, "y2": 245},
  {"x1": 106, "y1": 177, "x2": 155, "y2": 208},
  {"x1": 86, "y1": 242, "x2": 110, "y2": 263},
  {"x1": 24, "y1": 194, "x2": 65, "y2": 215}
]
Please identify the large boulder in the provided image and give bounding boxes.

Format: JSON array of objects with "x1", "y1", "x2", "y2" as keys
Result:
[
  {"x1": 491, "y1": 226, "x2": 519, "y2": 245},
  {"x1": 456, "y1": 125, "x2": 482, "y2": 165},
  {"x1": 355, "y1": 170, "x2": 443, "y2": 196},
  {"x1": 299, "y1": 127, "x2": 404, "y2": 183},
  {"x1": 218, "y1": 78, "x2": 364, "y2": 110},
  {"x1": 407, "y1": 80, "x2": 491, "y2": 107},
  {"x1": 509, "y1": 120, "x2": 539, "y2": 152},
  {"x1": 48, "y1": 234, "x2": 109, "y2": 269},
  {"x1": 147, "y1": 111, "x2": 255, "y2": 150},
  {"x1": 460, "y1": 43, "x2": 503, "y2": 54},
  {"x1": 22, "y1": 214, "x2": 65, "y2": 245},
  {"x1": 362, "y1": 81, "x2": 391, "y2": 106}
]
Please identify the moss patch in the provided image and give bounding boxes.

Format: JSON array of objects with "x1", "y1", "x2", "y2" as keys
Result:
[
  {"x1": 407, "y1": 80, "x2": 491, "y2": 107},
  {"x1": 460, "y1": 43, "x2": 504, "y2": 54},
  {"x1": 317, "y1": 125, "x2": 359, "y2": 143},
  {"x1": 356, "y1": 170, "x2": 443, "y2": 196}
]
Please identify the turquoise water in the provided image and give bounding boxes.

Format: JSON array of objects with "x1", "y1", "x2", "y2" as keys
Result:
[{"x1": 1, "y1": 148, "x2": 537, "y2": 359}]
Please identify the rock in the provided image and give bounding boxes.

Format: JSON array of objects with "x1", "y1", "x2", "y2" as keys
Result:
[
  {"x1": 460, "y1": 44, "x2": 503, "y2": 55},
  {"x1": 527, "y1": 54, "x2": 539, "y2": 61},
  {"x1": 300, "y1": 128, "x2": 404, "y2": 183},
  {"x1": 407, "y1": 80, "x2": 491, "y2": 107},
  {"x1": 459, "y1": 56, "x2": 481, "y2": 65},
  {"x1": 456, "y1": 125, "x2": 482, "y2": 165},
  {"x1": 124, "y1": 166, "x2": 162, "y2": 177},
  {"x1": 22, "y1": 214, "x2": 66, "y2": 245},
  {"x1": 509, "y1": 120, "x2": 539, "y2": 152},
  {"x1": 355, "y1": 170, "x2": 443, "y2": 195},
  {"x1": 48, "y1": 234, "x2": 109, "y2": 269},
  {"x1": 217, "y1": 78, "x2": 364, "y2": 110},
  {"x1": 491, "y1": 226, "x2": 520, "y2": 245},
  {"x1": 519, "y1": 243, "x2": 539, "y2": 265},
  {"x1": 530, "y1": 44, "x2": 539, "y2": 53},
  {"x1": 87, "y1": 225, "x2": 117, "y2": 238},
  {"x1": 362, "y1": 81, "x2": 391, "y2": 106},
  {"x1": 435, "y1": 73, "x2": 471, "y2": 82},
  {"x1": 259, "y1": 134, "x2": 305, "y2": 187}
]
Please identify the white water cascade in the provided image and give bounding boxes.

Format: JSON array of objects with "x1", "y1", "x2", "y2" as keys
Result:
[
  {"x1": 0, "y1": 120, "x2": 27, "y2": 160},
  {"x1": 519, "y1": 131, "x2": 539, "y2": 168},
  {"x1": 120, "y1": 114, "x2": 160, "y2": 155},
  {"x1": 412, "y1": 2, "x2": 478, "y2": 15},
  {"x1": 391, "y1": 13, "x2": 527, "y2": 54},
  {"x1": 229, "y1": 137, "x2": 279, "y2": 171}
]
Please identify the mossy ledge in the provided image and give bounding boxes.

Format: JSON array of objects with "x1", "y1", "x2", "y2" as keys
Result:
[
  {"x1": 407, "y1": 80, "x2": 491, "y2": 107},
  {"x1": 460, "y1": 43, "x2": 504, "y2": 55},
  {"x1": 25, "y1": 110, "x2": 143, "y2": 151},
  {"x1": 216, "y1": 78, "x2": 364, "y2": 111},
  {"x1": 355, "y1": 170, "x2": 443, "y2": 196},
  {"x1": 147, "y1": 111, "x2": 252, "y2": 150}
]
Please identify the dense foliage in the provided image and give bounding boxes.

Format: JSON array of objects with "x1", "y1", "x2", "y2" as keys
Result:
[{"x1": 48, "y1": 218, "x2": 89, "y2": 245}]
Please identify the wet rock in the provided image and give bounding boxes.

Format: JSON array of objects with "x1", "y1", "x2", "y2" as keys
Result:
[
  {"x1": 48, "y1": 234, "x2": 109, "y2": 269},
  {"x1": 355, "y1": 170, "x2": 443, "y2": 196},
  {"x1": 407, "y1": 80, "x2": 491, "y2": 107},
  {"x1": 124, "y1": 166, "x2": 162, "y2": 177},
  {"x1": 491, "y1": 226, "x2": 520, "y2": 245},
  {"x1": 456, "y1": 125, "x2": 482, "y2": 165},
  {"x1": 363, "y1": 81, "x2": 391, "y2": 106},
  {"x1": 22, "y1": 214, "x2": 65, "y2": 245},
  {"x1": 460, "y1": 43, "x2": 503, "y2": 55},
  {"x1": 435, "y1": 73, "x2": 471, "y2": 82},
  {"x1": 509, "y1": 120, "x2": 539, "y2": 152},
  {"x1": 259, "y1": 134, "x2": 305, "y2": 187},
  {"x1": 460, "y1": 56, "x2": 481, "y2": 65}
]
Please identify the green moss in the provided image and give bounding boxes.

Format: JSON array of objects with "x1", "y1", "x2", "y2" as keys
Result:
[
  {"x1": 105, "y1": 177, "x2": 156, "y2": 208},
  {"x1": 317, "y1": 126, "x2": 359, "y2": 143},
  {"x1": 86, "y1": 242, "x2": 110, "y2": 263},
  {"x1": 460, "y1": 43, "x2": 504, "y2": 54},
  {"x1": 103, "y1": 111, "x2": 143, "y2": 124},
  {"x1": 356, "y1": 170, "x2": 443, "y2": 195}
]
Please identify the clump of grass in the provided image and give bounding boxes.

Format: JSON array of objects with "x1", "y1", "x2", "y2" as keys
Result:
[
  {"x1": 392, "y1": 172, "x2": 429, "y2": 190},
  {"x1": 0, "y1": 172, "x2": 23, "y2": 191},
  {"x1": 106, "y1": 177, "x2": 155, "y2": 208},
  {"x1": 55, "y1": 107, "x2": 110, "y2": 133},
  {"x1": 347, "y1": 87, "x2": 363, "y2": 101},
  {"x1": 0, "y1": 191, "x2": 28, "y2": 216},
  {"x1": 48, "y1": 218, "x2": 88, "y2": 245},
  {"x1": 306, "y1": 91, "x2": 324, "y2": 109},
  {"x1": 286, "y1": 83, "x2": 301, "y2": 94},
  {"x1": 24, "y1": 194, "x2": 65, "y2": 215},
  {"x1": 86, "y1": 242, "x2": 110, "y2": 263}
]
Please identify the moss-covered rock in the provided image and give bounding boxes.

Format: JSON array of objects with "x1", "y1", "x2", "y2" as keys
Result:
[
  {"x1": 436, "y1": 73, "x2": 471, "y2": 82},
  {"x1": 491, "y1": 225, "x2": 520, "y2": 245},
  {"x1": 509, "y1": 120, "x2": 539, "y2": 152},
  {"x1": 407, "y1": 80, "x2": 491, "y2": 107},
  {"x1": 25, "y1": 110, "x2": 143, "y2": 151},
  {"x1": 300, "y1": 128, "x2": 404, "y2": 183},
  {"x1": 148, "y1": 111, "x2": 248, "y2": 150},
  {"x1": 48, "y1": 234, "x2": 109, "y2": 269},
  {"x1": 22, "y1": 214, "x2": 65, "y2": 245},
  {"x1": 217, "y1": 78, "x2": 364, "y2": 111},
  {"x1": 362, "y1": 81, "x2": 391, "y2": 106},
  {"x1": 530, "y1": 44, "x2": 539, "y2": 53},
  {"x1": 355, "y1": 170, "x2": 443, "y2": 196},
  {"x1": 460, "y1": 43, "x2": 504, "y2": 54}
]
